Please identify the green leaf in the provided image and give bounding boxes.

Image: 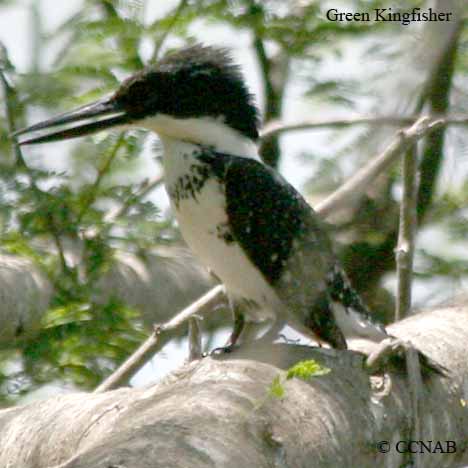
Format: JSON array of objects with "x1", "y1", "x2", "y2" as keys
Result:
[
  {"x1": 286, "y1": 360, "x2": 331, "y2": 381},
  {"x1": 268, "y1": 375, "x2": 285, "y2": 399}
]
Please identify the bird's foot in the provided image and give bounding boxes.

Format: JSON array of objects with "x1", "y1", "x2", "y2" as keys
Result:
[
  {"x1": 365, "y1": 336, "x2": 446, "y2": 376},
  {"x1": 365, "y1": 337, "x2": 405, "y2": 373},
  {"x1": 208, "y1": 343, "x2": 238, "y2": 355}
]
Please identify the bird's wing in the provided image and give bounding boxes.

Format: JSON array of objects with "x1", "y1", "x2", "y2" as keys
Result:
[
  {"x1": 222, "y1": 157, "x2": 326, "y2": 284},
  {"x1": 219, "y1": 155, "x2": 347, "y2": 348}
]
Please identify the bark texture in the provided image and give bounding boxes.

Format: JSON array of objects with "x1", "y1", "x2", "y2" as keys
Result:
[{"x1": 1, "y1": 303, "x2": 467, "y2": 468}]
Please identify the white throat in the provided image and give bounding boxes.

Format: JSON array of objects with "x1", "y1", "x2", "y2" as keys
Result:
[{"x1": 140, "y1": 113, "x2": 259, "y2": 159}]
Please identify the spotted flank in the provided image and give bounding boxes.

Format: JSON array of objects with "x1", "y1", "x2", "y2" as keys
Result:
[{"x1": 168, "y1": 160, "x2": 213, "y2": 208}]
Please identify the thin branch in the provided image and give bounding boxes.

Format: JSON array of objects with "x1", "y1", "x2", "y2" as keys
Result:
[
  {"x1": 395, "y1": 144, "x2": 418, "y2": 321},
  {"x1": 103, "y1": 173, "x2": 164, "y2": 224},
  {"x1": 188, "y1": 317, "x2": 203, "y2": 361},
  {"x1": 77, "y1": 133, "x2": 125, "y2": 224},
  {"x1": 260, "y1": 114, "x2": 468, "y2": 140},
  {"x1": 47, "y1": 213, "x2": 70, "y2": 274},
  {"x1": 29, "y1": 0, "x2": 42, "y2": 73},
  {"x1": 151, "y1": 0, "x2": 188, "y2": 62},
  {"x1": 94, "y1": 285, "x2": 226, "y2": 393},
  {"x1": 248, "y1": 0, "x2": 288, "y2": 169},
  {"x1": 416, "y1": 18, "x2": 462, "y2": 224},
  {"x1": 315, "y1": 117, "x2": 445, "y2": 219}
]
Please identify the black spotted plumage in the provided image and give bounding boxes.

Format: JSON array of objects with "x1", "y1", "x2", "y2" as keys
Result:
[
  {"x1": 224, "y1": 158, "x2": 308, "y2": 285},
  {"x1": 199, "y1": 151, "x2": 309, "y2": 285},
  {"x1": 168, "y1": 158, "x2": 214, "y2": 208},
  {"x1": 327, "y1": 264, "x2": 370, "y2": 315},
  {"x1": 326, "y1": 264, "x2": 387, "y2": 337}
]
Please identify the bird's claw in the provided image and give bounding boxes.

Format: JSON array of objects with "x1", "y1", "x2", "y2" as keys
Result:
[
  {"x1": 209, "y1": 344, "x2": 237, "y2": 355},
  {"x1": 365, "y1": 337, "x2": 408, "y2": 373}
]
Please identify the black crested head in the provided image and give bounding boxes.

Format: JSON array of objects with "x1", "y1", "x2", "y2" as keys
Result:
[{"x1": 114, "y1": 44, "x2": 260, "y2": 141}]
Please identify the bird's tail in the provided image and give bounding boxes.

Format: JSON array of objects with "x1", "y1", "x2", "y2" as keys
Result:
[{"x1": 326, "y1": 265, "x2": 447, "y2": 376}]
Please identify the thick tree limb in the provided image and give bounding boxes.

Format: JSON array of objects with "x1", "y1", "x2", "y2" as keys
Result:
[
  {"x1": 0, "y1": 247, "x2": 216, "y2": 346},
  {"x1": 1, "y1": 303, "x2": 467, "y2": 468},
  {"x1": 0, "y1": 255, "x2": 52, "y2": 344}
]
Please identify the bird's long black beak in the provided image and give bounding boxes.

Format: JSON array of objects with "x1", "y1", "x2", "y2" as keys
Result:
[{"x1": 13, "y1": 96, "x2": 129, "y2": 145}]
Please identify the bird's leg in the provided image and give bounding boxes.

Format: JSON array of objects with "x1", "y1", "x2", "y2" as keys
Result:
[
  {"x1": 224, "y1": 307, "x2": 246, "y2": 351},
  {"x1": 210, "y1": 302, "x2": 245, "y2": 354}
]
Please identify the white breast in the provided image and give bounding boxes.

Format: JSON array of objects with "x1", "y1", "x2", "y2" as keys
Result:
[{"x1": 160, "y1": 137, "x2": 275, "y2": 322}]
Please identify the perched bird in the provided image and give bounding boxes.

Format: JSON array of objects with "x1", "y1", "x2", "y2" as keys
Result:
[{"x1": 13, "y1": 45, "x2": 406, "y2": 352}]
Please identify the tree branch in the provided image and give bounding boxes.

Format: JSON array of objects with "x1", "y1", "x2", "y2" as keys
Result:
[
  {"x1": 102, "y1": 173, "x2": 164, "y2": 224},
  {"x1": 249, "y1": 1, "x2": 288, "y2": 169},
  {"x1": 315, "y1": 117, "x2": 445, "y2": 218},
  {"x1": 1, "y1": 303, "x2": 466, "y2": 468},
  {"x1": 77, "y1": 133, "x2": 125, "y2": 224},
  {"x1": 93, "y1": 285, "x2": 225, "y2": 393},
  {"x1": 151, "y1": 0, "x2": 188, "y2": 62},
  {"x1": 395, "y1": 144, "x2": 418, "y2": 321},
  {"x1": 416, "y1": 17, "x2": 462, "y2": 224},
  {"x1": 260, "y1": 114, "x2": 468, "y2": 140},
  {"x1": 188, "y1": 317, "x2": 203, "y2": 361}
]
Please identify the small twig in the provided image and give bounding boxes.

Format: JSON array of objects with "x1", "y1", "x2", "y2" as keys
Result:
[
  {"x1": 77, "y1": 133, "x2": 125, "y2": 224},
  {"x1": 251, "y1": 11, "x2": 288, "y2": 168},
  {"x1": 395, "y1": 143, "x2": 418, "y2": 321},
  {"x1": 260, "y1": 114, "x2": 468, "y2": 140},
  {"x1": 103, "y1": 173, "x2": 164, "y2": 224},
  {"x1": 315, "y1": 117, "x2": 445, "y2": 218},
  {"x1": 48, "y1": 213, "x2": 70, "y2": 274},
  {"x1": 157, "y1": 285, "x2": 225, "y2": 332},
  {"x1": 94, "y1": 285, "x2": 226, "y2": 393},
  {"x1": 188, "y1": 317, "x2": 203, "y2": 361},
  {"x1": 151, "y1": 0, "x2": 188, "y2": 62},
  {"x1": 29, "y1": 0, "x2": 43, "y2": 73},
  {"x1": 365, "y1": 337, "x2": 398, "y2": 373}
]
